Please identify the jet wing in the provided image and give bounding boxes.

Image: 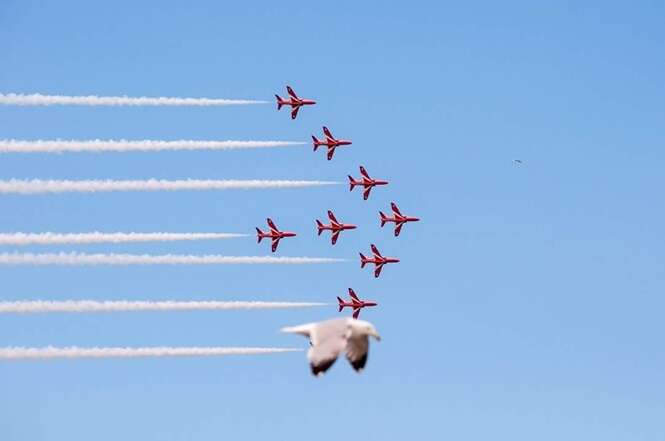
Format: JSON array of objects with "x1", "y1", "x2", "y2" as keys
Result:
[
  {"x1": 271, "y1": 237, "x2": 281, "y2": 253},
  {"x1": 374, "y1": 264, "x2": 384, "y2": 278},
  {"x1": 359, "y1": 166, "x2": 371, "y2": 179},
  {"x1": 327, "y1": 210, "x2": 339, "y2": 224},
  {"x1": 326, "y1": 146, "x2": 336, "y2": 161},
  {"x1": 394, "y1": 222, "x2": 404, "y2": 237},
  {"x1": 363, "y1": 186, "x2": 372, "y2": 200},
  {"x1": 266, "y1": 218, "x2": 279, "y2": 233},
  {"x1": 370, "y1": 244, "x2": 382, "y2": 258},
  {"x1": 352, "y1": 308, "x2": 361, "y2": 319},
  {"x1": 323, "y1": 126, "x2": 334, "y2": 140},
  {"x1": 331, "y1": 230, "x2": 340, "y2": 245},
  {"x1": 286, "y1": 86, "x2": 299, "y2": 100},
  {"x1": 348, "y1": 289, "x2": 360, "y2": 302},
  {"x1": 390, "y1": 202, "x2": 402, "y2": 216},
  {"x1": 290, "y1": 106, "x2": 300, "y2": 120}
]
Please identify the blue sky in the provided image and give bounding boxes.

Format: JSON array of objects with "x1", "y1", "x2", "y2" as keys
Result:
[{"x1": 1, "y1": 1, "x2": 664, "y2": 439}]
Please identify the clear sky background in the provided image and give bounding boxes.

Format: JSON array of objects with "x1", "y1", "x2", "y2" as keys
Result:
[{"x1": 0, "y1": 1, "x2": 664, "y2": 440}]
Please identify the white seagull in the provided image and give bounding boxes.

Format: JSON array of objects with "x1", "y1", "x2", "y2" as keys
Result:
[{"x1": 281, "y1": 317, "x2": 381, "y2": 376}]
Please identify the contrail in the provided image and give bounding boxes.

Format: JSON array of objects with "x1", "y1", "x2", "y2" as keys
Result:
[
  {"x1": 0, "y1": 346, "x2": 301, "y2": 360},
  {"x1": 0, "y1": 300, "x2": 328, "y2": 313},
  {"x1": 0, "y1": 179, "x2": 339, "y2": 194},
  {"x1": 0, "y1": 139, "x2": 306, "y2": 153},
  {"x1": 0, "y1": 232, "x2": 248, "y2": 246},
  {"x1": 0, "y1": 93, "x2": 267, "y2": 106},
  {"x1": 0, "y1": 252, "x2": 345, "y2": 266}
]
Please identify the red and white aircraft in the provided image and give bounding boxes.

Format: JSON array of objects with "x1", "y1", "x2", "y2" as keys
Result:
[
  {"x1": 348, "y1": 166, "x2": 389, "y2": 200},
  {"x1": 316, "y1": 210, "x2": 357, "y2": 245},
  {"x1": 337, "y1": 288, "x2": 378, "y2": 319},
  {"x1": 275, "y1": 86, "x2": 316, "y2": 120},
  {"x1": 256, "y1": 218, "x2": 296, "y2": 252},
  {"x1": 360, "y1": 244, "x2": 400, "y2": 278},
  {"x1": 380, "y1": 202, "x2": 420, "y2": 237},
  {"x1": 312, "y1": 126, "x2": 352, "y2": 160}
]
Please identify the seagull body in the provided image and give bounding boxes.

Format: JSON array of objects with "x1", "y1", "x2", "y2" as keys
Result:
[{"x1": 281, "y1": 317, "x2": 381, "y2": 376}]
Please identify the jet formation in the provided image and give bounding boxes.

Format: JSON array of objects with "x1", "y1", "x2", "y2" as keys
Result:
[{"x1": 272, "y1": 85, "x2": 421, "y2": 372}]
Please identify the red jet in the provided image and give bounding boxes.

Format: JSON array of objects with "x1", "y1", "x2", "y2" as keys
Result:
[
  {"x1": 348, "y1": 166, "x2": 389, "y2": 200},
  {"x1": 337, "y1": 288, "x2": 378, "y2": 319},
  {"x1": 360, "y1": 244, "x2": 400, "y2": 278},
  {"x1": 312, "y1": 126, "x2": 352, "y2": 160},
  {"x1": 275, "y1": 86, "x2": 316, "y2": 120},
  {"x1": 256, "y1": 218, "x2": 296, "y2": 252},
  {"x1": 380, "y1": 202, "x2": 421, "y2": 237},
  {"x1": 316, "y1": 210, "x2": 357, "y2": 245}
]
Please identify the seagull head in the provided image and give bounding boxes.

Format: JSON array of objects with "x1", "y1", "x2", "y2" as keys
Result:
[{"x1": 351, "y1": 319, "x2": 381, "y2": 341}]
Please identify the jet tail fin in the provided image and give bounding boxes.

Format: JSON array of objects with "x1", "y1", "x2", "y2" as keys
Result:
[
  {"x1": 315, "y1": 220, "x2": 324, "y2": 236},
  {"x1": 275, "y1": 95, "x2": 284, "y2": 110},
  {"x1": 348, "y1": 175, "x2": 356, "y2": 191},
  {"x1": 312, "y1": 135, "x2": 320, "y2": 151},
  {"x1": 379, "y1": 211, "x2": 388, "y2": 227},
  {"x1": 359, "y1": 252, "x2": 368, "y2": 268},
  {"x1": 337, "y1": 297, "x2": 344, "y2": 312},
  {"x1": 256, "y1": 228, "x2": 263, "y2": 243}
]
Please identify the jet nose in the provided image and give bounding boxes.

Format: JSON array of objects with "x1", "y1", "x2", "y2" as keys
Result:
[{"x1": 349, "y1": 225, "x2": 357, "y2": 229}]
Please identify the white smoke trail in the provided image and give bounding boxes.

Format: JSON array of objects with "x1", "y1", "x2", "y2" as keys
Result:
[
  {"x1": 0, "y1": 300, "x2": 328, "y2": 313},
  {"x1": 0, "y1": 252, "x2": 345, "y2": 266},
  {"x1": 0, "y1": 346, "x2": 301, "y2": 360},
  {"x1": 0, "y1": 232, "x2": 248, "y2": 246},
  {"x1": 0, "y1": 179, "x2": 339, "y2": 194},
  {"x1": 0, "y1": 139, "x2": 305, "y2": 153},
  {"x1": 0, "y1": 93, "x2": 267, "y2": 106}
]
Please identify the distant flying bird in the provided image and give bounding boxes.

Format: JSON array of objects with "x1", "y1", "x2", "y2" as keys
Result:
[{"x1": 281, "y1": 317, "x2": 381, "y2": 376}]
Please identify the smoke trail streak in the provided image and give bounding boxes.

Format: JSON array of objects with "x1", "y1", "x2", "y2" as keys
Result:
[
  {"x1": 0, "y1": 139, "x2": 306, "y2": 153},
  {"x1": 0, "y1": 300, "x2": 328, "y2": 313},
  {"x1": 0, "y1": 252, "x2": 345, "y2": 266},
  {"x1": 0, "y1": 346, "x2": 301, "y2": 360},
  {"x1": 0, "y1": 93, "x2": 267, "y2": 106},
  {"x1": 0, "y1": 179, "x2": 339, "y2": 194},
  {"x1": 0, "y1": 232, "x2": 248, "y2": 246}
]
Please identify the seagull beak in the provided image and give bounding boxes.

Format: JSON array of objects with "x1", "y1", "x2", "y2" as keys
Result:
[{"x1": 372, "y1": 331, "x2": 381, "y2": 341}]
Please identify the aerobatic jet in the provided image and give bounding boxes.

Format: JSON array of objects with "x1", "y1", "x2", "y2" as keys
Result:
[
  {"x1": 380, "y1": 202, "x2": 420, "y2": 237},
  {"x1": 337, "y1": 288, "x2": 378, "y2": 319},
  {"x1": 275, "y1": 86, "x2": 316, "y2": 120},
  {"x1": 348, "y1": 166, "x2": 389, "y2": 200},
  {"x1": 256, "y1": 218, "x2": 296, "y2": 252},
  {"x1": 315, "y1": 210, "x2": 357, "y2": 245},
  {"x1": 360, "y1": 244, "x2": 400, "y2": 278},
  {"x1": 312, "y1": 126, "x2": 352, "y2": 160}
]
